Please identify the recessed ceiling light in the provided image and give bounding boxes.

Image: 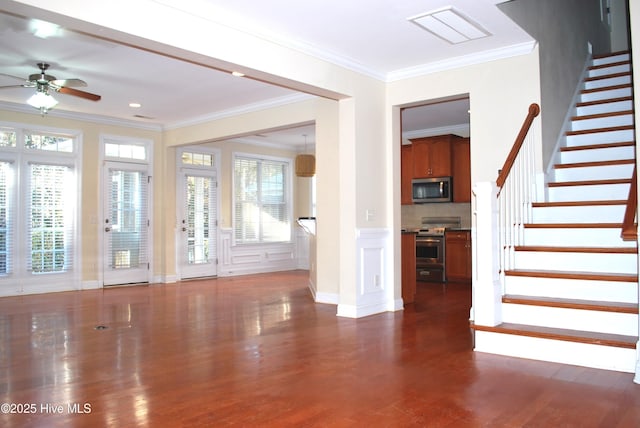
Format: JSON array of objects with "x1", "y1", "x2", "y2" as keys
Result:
[
  {"x1": 231, "y1": 71, "x2": 245, "y2": 77},
  {"x1": 129, "y1": 102, "x2": 142, "y2": 108},
  {"x1": 409, "y1": 6, "x2": 490, "y2": 44},
  {"x1": 30, "y1": 19, "x2": 61, "y2": 39}
]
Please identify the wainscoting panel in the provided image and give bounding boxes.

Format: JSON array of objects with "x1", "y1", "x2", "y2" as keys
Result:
[
  {"x1": 337, "y1": 228, "x2": 397, "y2": 318},
  {"x1": 218, "y1": 228, "x2": 299, "y2": 277}
]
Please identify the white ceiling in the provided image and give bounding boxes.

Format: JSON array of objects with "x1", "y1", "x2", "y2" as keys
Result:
[{"x1": 0, "y1": 0, "x2": 533, "y2": 147}]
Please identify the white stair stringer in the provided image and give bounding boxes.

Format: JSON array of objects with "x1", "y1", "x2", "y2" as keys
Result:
[{"x1": 474, "y1": 51, "x2": 639, "y2": 374}]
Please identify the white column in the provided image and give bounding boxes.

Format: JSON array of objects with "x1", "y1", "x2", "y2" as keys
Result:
[{"x1": 472, "y1": 182, "x2": 502, "y2": 326}]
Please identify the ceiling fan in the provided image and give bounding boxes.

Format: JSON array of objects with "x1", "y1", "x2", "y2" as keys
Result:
[{"x1": 0, "y1": 62, "x2": 101, "y2": 114}]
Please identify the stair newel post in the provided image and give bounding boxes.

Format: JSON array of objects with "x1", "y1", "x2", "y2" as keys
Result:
[{"x1": 472, "y1": 182, "x2": 503, "y2": 326}]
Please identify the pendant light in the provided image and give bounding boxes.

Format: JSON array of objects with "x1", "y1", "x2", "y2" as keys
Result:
[{"x1": 295, "y1": 134, "x2": 315, "y2": 177}]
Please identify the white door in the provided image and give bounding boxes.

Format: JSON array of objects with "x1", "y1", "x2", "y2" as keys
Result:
[
  {"x1": 178, "y1": 169, "x2": 217, "y2": 279},
  {"x1": 103, "y1": 162, "x2": 150, "y2": 285}
]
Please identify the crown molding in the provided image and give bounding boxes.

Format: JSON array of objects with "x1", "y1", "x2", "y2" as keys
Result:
[
  {"x1": 163, "y1": 93, "x2": 315, "y2": 130},
  {"x1": 0, "y1": 101, "x2": 164, "y2": 132},
  {"x1": 387, "y1": 40, "x2": 537, "y2": 82},
  {"x1": 402, "y1": 123, "x2": 470, "y2": 144}
]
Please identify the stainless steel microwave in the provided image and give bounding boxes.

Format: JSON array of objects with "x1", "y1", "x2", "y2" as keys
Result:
[{"x1": 412, "y1": 177, "x2": 452, "y2": 203}]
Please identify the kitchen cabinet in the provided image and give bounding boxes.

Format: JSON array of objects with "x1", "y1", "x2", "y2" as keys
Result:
[
  {"x1": 401, "y1": 144, "x2": 413, "y2": 205},
  {"x1": 451, "y1": 137, "x2": 471, "y2": 202},
  {"x1": 411, "y1": 136, "x2": 452, "y2": 178},
  {"x1": 445, "y1": 230, "x2": 471, "y2": 282},
  {"x1": 401, "y1": 232, "x2": 416, "y2": 304}
]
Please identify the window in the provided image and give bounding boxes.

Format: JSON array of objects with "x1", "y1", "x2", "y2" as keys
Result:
[
  {"x1": 0, "y1": 124, "x2": 78, "y2": 289},
  {"x1": 234, "y1": 154, "x2": 291, "y2": 244},
  {"x1": 104, "y1": 140, "x2": 147, "y2": 161}
]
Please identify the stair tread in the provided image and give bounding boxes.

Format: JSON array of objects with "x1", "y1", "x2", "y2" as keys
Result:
[
  {"x1": 514, "y1": 245, "x2": 637, "y2": 254},
  {"x1": 560, "y1": 140, "x2": 635, "y2": 151},
  {"x1": 471, "y1": 322, "x2": 637, "y2": 349},
  {"x1": 554, "y1": 159, "x2": 634, "y2": 169},
  {"x1": 581, "y1": 83, "x2": 632, "y2": 95},
  {"x1": 584, "y1": 71, "x2": 632, "y2": 82},
  {"x1": 566, "y1": 124, "x2": 634, "y2": 136},
  {"x1": 592, "y1": 50, "x2": 630, "y2": 59},
  {"x1": 548, "y1": 178, "x2": 631, "y2": 187},
  {"x1": 571, "y1": 110, "x2": 633, "y2": 121},
  {"x1": 576, "y1": 96, "x2": 633, "y2": 108},
  {"x1": 502, "y1": 294, "x2": 638, "y2": 313},
  {"x1": 588, "y1": 60, "x2": 631, "y2": 71},
  {"x1": 524, "y1": 222, "x2": 622, "y2": 228},
  {"x1": 532, "y1": 200, "x2": 626, "y2": 207},
  {"x1": 505, "y1": 269, "x2": 637, "y2": 282}
]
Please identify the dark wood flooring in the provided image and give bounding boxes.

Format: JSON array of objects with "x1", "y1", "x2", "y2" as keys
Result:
[{"x1": 0, "y1": 271, "x2": 639, "y2": 427}]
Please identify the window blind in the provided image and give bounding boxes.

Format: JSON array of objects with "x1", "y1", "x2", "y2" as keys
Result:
[
  {"x1": 186, "y1": 175, "x2": 214, "y2": 265},
  {"x1": 234, "y1": 156, "x2": 290, "y2": 244},
  {"x1": 108, "y1": 169, "x2": 148, "y2": 270},
  {"x1": 27, "y1": 163, "x2": 73, "y2": 273},
  {"x1": 0, "y1": 162, "x2": 12, "y2": 275}
]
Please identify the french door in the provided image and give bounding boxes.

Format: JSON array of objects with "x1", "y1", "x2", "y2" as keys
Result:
[
  {"x1": 103, "y1": 162, "x2": 150, "y2": 285},
  {"x1": 178, "y1": 169, "x2": 218, "y2": 279}
]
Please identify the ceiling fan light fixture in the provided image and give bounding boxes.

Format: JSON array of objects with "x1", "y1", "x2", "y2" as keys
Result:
[{"x1": 27, "y1": 91, "x2": 58, "y2": 112}]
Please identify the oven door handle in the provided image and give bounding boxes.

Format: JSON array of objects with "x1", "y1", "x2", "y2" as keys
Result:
[{"x1": 417, "y1": 238, "x2": 441, "y2": 244}]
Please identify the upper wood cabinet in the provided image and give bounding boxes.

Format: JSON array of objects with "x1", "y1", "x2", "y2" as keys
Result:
[
  {"x1": 411, "y1": 136, "x2": 452, "y2": 178},
  {"x1": 401, "y1": 144, "x2": 413, "y2": 205},
  {"x1": 451, "y1": 137, "x2": 471, "y2": 202},
  {"x1": 402, "y1": 134, "x2": 470, "y2": 204}
]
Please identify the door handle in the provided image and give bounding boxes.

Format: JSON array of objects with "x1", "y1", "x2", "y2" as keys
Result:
[
  {"x1": 105, "y1": 227, "x2": 111, "y2": 232},
  {"x1": 182, "y1": 227, "x2": 187, "y2": 232}
]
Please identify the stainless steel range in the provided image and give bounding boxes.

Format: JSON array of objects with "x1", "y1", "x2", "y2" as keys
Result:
[{"x1": 416, "y1": 216, "x2": 461, "y2": 282}]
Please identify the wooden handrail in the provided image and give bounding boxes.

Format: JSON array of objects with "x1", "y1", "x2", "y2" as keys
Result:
[
  {"x1": 621, "y1": 165, "x2": 637, "y2": 241},
  {"x1": 496, "y1": 103, "x2": 541, "y2": 189}
]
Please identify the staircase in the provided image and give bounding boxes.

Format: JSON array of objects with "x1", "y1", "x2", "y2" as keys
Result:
[{"x1": 474, "y1": 51, "x2": 639, "y2": 373}]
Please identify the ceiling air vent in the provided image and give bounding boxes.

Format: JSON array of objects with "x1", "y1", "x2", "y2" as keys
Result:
[{"x1": 408, "y1": 6, "x2": 490, "y2": 44}]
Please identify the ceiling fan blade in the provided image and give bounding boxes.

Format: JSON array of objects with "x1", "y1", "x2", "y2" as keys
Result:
[
  {"x1": 0, "y1": 84, "x2": 28, "y2": 89},
  {"x1": 0, "y1": 72, "x2": 28, "y2": 81},
  {"x1": 52, "y1": 78, "x2": 87, "y2": 88},
  {"x1": 57, "y1": 86, "x2": 101, "y2": 101}
]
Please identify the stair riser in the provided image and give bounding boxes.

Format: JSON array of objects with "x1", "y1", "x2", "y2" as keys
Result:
[
  {"x1": 523, "y1": 228, "x2": 633, "y2": 247},
  {"x1": 502, "y1": 303, "x2": 638, "y2": 335},
  {"x1": 504, "y1": 275, "x2": 638, "y2": 303},
  {"x1": 560, "y1": 146, "x2": 635, "y2": 163},
  {"x1": 513, "y1": 251, "x2": 637, "y2": 274},
  {"x1": 531, "y1": 204, "x2": 626, "y2": 223},
  {"x1": 588, "y1": 63, "x2": 631, "y2": 78},
  {"x1": 553, "y1": 163, "x2": 634, "y2": 182},
  {"x1": 570, "y1": 114, "x2": 633, "y2": 131},
  {"x1": 576, "y1": 99, "x2": 633, "y2": 116},
  {"x1": 474, "y1": 331, "x2": 637, "y2": 373},
  {"x1": 565, "y1": 128, "x2": 634, "y2": 146},
  {"x1": 547, "y1": 183, "x2": 630, "y2": 201},
  {"x1": 592, "y1": 54, "x2": 630, "y2": 66},
  {"x1": 580, "y1": 87, "x2": 632, "y2": 102},
  {"x1": 584, "y1": 75, "x2": 631, "y2": 90}
]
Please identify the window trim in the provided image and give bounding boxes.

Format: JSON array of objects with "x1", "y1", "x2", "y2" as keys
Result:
[{"x1": 232, "y1": 152, "x2": 293, "y2": 246}]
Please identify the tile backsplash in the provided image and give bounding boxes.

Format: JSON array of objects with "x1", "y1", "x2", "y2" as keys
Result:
[{"x1": 402, "y1": 203, "x2": 472, "y2": 229}]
